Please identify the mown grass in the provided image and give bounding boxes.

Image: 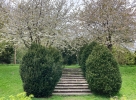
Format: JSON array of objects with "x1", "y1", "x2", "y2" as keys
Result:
[
  {"x1": 64, "y1": 64, "x2": 80, "y2": 68},
  {"x1": 0, "y1": 64, "x2": 136, "y2": 100},
  {"x1": 0, "y1": 65, "x2": 23, "y2": 97},
  {"x1": 118, "y1": 66, "x2": 136, "y2": 100}
]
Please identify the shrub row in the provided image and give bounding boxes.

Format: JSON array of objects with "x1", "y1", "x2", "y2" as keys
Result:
[
  {"x1": 20, "y1": 44, "x2": 63, "y2": 97},
  {"x1": 112, "y1": 46, "x2": 135, "y2": 65},
  {"x1": 80, "y1": 41, "x2": 98, "y2": 76},
  {"x1": 78, "y1": 44, "x2": 88, "y2": 67},
  {"x1": 0, "y1": 44, "x2": 14, "y2": 64},
  {"x1": 78, "y1": 42, "x2": 122, "y2": 96}
]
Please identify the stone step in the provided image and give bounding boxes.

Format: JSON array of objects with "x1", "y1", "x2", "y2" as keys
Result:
[
  {"x1": 62, "y1": 72, "x2": 83, "y2": 74},
  {"x1": 57, "y1": 83, "x2": 88, "y2": 86},
  {"x1": 59, "y1": 79, "x2": 86, "y2": 81},
  {"x1": 61, "y1": 76, "x2": 84, "y2": 79},
  {"x1": 52, "y1": 92, "x2": 91, "y2": 96},
  {"x1": 58, "y1": 81, "x2": 87, "y2": 84},
  {"x1": 55, "y1": 86, "x2": 89, "y2": 89},
  {"x1": 54, "y1": 89, "x2": 91, "y2": 93},
  {"x1": 62, "y1": 74, "x2": 83, "y2": 77},
  {"x1": 53, "y1": 68, "x2": 91, "y2": 96},
  {"x1": 63, "y1": 69, "x2": 82, "y2": 72}
]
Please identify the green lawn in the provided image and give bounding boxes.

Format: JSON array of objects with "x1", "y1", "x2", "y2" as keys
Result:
[
  {"x1": 0, "y1": 65, "x2": 136, "y2": 100},
  {"x1": 0, "y1": 65, "x2": 23, "y2": 97},
  {"x1": 64, "y1": 64, "x2": 80, "y2": 68},
  {"x1": 119, "y1": 66, "x2": 136, "y2": 100}
]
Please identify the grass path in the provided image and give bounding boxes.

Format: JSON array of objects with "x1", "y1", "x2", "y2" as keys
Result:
[{"x1": 0, "y1": 65, "x2": 136, "y2": 100}]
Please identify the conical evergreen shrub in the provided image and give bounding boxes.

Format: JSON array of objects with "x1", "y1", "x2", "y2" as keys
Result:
[
  {"x1": 78, "y1": 44, "x2": 88, "y2": 66},
  {"x1": 20, "y1": 44, "x2": 63, "y2": 97},
  {"x1": 86, "y1": 44, "x2": 122, "y2": 96},
  {"x1": 80, "y1": 41, "x2": 98, "y2": 76}
]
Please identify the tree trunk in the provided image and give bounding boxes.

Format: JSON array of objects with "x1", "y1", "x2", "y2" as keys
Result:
[
  {"x1": 14, "y1": 46, "x2": 16, "y2": 64},
  {"x1": 106, "y1": 32, "x2": 112, "y2": 51}
]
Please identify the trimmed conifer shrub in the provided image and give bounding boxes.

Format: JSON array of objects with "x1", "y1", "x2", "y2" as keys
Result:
[
  {"x1": 20, "y1": 44, "x2": 63, "y2": 97},
  {"x1": 78, "y1": 44, "x2": 88, "y2": 66},
  {"x1": 80, "y1": 41, "x2": 98, "y2": 76},
  {"x1": 86, "y1": 44, "x2": 122, "y2": 96}
]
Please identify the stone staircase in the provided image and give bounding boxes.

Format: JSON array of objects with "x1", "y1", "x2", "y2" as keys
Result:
[{"x1": 52, "y1": 68, "x2": 91, "y2": 95}]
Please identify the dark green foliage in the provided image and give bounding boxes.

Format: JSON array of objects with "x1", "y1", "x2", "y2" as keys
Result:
[
  {"x1": 20, "y1": 44, "x2": 63, "y2": 97},
  {"x1": 0, "y1": 45, "x2": 14, "y2": 64},
  {"x1": 80, "y1": 41, "x2": 98, "y2": 76},
  {"x1": 86, "y1": 44, "x2": 122, "y2": 96},
  {"x1": 62, "y1": 53, "x2": 77, "y2": 65},
  {"x1": 78, "y1": 44, "x2": 88, "y2": 66},
  {"x1": 61, "y1": 48, "x2": 77, "y2": 65}
]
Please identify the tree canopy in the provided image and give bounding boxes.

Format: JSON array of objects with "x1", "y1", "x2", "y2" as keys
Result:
[
  {"x1": 79, "y1": 0, "x2": 136, "y2": 50},
  {"x1": 0, "y1": 0, "x2": 135, "y2": 52}
]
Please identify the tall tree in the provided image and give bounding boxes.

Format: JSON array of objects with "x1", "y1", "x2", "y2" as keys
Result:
[
  {"x1": 79, "y1": 0, "x2": 136, "y2": 50},
  {"x1": 7, "y1": 0, "x2": 74, "y2": 48},
  {"x1": 0, "y1": 0, "x2": 6, "y2": 30},
  {"x1": 0, "y1": 0, "x2": 11, "y2": 52}
]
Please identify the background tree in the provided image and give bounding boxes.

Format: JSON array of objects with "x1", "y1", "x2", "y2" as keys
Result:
[
  {"x1": 61, "y1": 46, "x2": 77, "y2": 65},
  {"x1": 0, "y1": 0, "x2": 9, "y2": 48},
  {"x1": 2, "y1": 0, "x2": 136, "y2": 60},
  {"x1": 79, "y1": 0, "x2": 136, "y2": 50},
  {"x1": 112, "y1": 44, "x2": 135, "y2": 65},
  {"x1": 7, "y1": 0, "x2": 75, "y2": 48},
  {"x1": 0, "y1": 0, "x2": 7, "y2": 31},
  {"x1": 0, "y1": 0, "x2": 15, "y2": 64}
]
